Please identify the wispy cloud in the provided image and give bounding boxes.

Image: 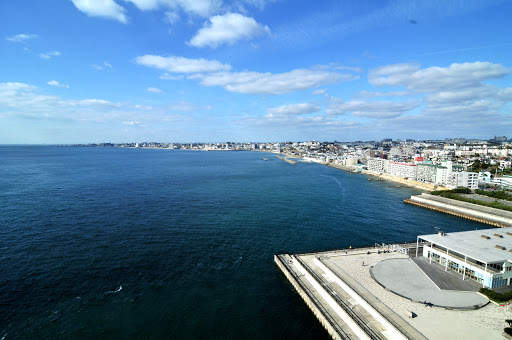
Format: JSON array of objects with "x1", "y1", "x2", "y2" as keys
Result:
[
  {"x1": 135, "y1": 55, "x2": 232, "y2": 73},
  {"x1": 92, "y1": 61, "x2": 113, "y2": 71},
  {"x1": 147, "y1": 87, "x2": 163, "y2": 93},
  {"x1": 47, "y1": 80, "x2": 69, "y2": 88},
  {"x1": 266, "y1": 103, "x2": 320, "y2": 117},
  {"x1": 191, "y1": 67, "x2": 358, "y2": 95},
  {"x1": 126, "y1": 0, "x2": 221, "y2": 17},
  {"x1": 39, "y1": 51, "x2": 61, "y2": 59},
  {"x1": 5, "y1": 33, "x2": 38, "y2": 42},
  {"x1": 326, "y1": 100, "x2": 418, "y2": 119}
]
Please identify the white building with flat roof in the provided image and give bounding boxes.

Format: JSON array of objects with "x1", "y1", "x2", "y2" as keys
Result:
[
  {"x1": 446, "y1": 171, "x2": 479, "y2": 190},
  {"x1": 417, "y1": 227, "x2": 512, "y2": 289},
  {"x1": 387, "y1": 161, "x2": 417, "y2": 179},
  {"x1": 366, "y1": 158, "x2": 388, "y2": 173}
]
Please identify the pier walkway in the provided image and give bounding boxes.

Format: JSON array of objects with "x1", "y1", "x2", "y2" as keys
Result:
[
  {"x1": 371, "y1": 258, "x2": 488, "y2": 309},
  {"x1": 276, "y1": 249, "x2": 428, "y2": 339}
]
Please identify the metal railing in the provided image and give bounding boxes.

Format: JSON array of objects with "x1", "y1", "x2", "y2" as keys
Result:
[
  {"x1": 318, "y1": 258, "x2": 422, "y2": 340},
  {"x1": 276, "y1": 255, "x2": 351, "y2": 339},
  {"x1": 294, "y1": 256, "x2": 385, "y2": 340}
]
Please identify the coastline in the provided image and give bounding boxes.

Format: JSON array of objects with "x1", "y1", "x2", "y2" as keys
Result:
[{"x1": 275, "y1": 152, "x2": 443, "y2": 193}]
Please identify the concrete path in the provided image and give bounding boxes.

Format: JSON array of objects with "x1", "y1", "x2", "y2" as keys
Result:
[
  {"x1": 371, "y1": 258, "x2": 488, "y2": 309},
  {"x1": 412, "y1": 257, "x2": 481, "y2": 291}
]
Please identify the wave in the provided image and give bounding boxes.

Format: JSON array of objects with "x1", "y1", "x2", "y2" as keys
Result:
[
  {"x1": 105, "y1": 285, "x2": 123, "y2": 294},
  {"x1": 319, "y1": 174, "x2": 345, "y2": 196}
]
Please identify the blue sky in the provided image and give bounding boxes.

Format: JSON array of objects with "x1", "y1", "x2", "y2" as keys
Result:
[{"x1": 1, "y1": 0, "x2": 512, "y2": 143}]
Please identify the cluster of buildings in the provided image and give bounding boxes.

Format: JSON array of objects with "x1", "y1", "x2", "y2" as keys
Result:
[
  {"x1": 367, "y1": 158, "x2": 481, "y2": 190},
  {"x1": 73, "y1": 136, "x2": 512, "y2": 190}
]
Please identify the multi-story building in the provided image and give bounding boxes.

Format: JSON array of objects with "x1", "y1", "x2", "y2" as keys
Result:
[
  {"x1": 446, "y1": 171, "x2": 479, "y2": 190},
  {"x1": 415, "y1": 164, "x2": 448, "y2": 184},
  {"x1": 417, "y1": 228, "x2": 512, "y2": 289},
  {"x1": 366, "y1": 158, "x2": 388, "y2": 173},
  {"x1": 387, "y1": 161, "x2": 417, "y2": 179},
  {"x1": 494, "y1": 176, "x2": 512, "y2": 189}
]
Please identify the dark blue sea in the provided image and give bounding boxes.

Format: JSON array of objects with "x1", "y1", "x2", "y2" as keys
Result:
[{"x1": 0, "y1": 146, "x2": 486, "y2": 339}]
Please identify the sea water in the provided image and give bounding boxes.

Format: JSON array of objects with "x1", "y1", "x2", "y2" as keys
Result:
[{"x1": 0, "y1": 146, "x2": 485, "y2": 338}]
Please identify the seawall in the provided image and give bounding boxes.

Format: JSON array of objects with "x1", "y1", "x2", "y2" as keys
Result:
[
  {"x1": 276, "y1": 156, "x2": 298, "y2": 164},
  {"x1": 405, "y1": 193, "x2": 512, "y2": 227},
  {"x1": 274, "y1": 255, "x2": 344, "y2": 339}
]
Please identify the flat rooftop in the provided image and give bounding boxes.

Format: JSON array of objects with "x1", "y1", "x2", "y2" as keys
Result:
[{"x1": 419, "y1": 226, "x2": 512, "y2": 264}]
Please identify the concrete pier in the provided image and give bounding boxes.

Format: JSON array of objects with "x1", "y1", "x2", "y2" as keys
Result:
[
  {"x1": 276, "y1": 155, "x2": 297, "y2": 164},
  {"x1": 276, "y1": 247, "x2": 428, "y2": 340},
  {"x1": 405, "y1": 193, "x2": 512, "y2": 227}
]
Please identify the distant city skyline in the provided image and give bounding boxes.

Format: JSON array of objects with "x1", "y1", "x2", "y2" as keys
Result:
[{"x1": 1, "y1": 0, "x2": 512, "y2": 144}]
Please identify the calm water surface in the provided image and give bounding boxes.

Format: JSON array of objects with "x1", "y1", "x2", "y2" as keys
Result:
[{"x1": 0, "y1": 146, "x2": 486, "y2": 338}]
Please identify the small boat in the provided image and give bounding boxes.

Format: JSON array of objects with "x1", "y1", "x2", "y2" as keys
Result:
[{"x1": 263, "y1": 158, "x2": 268, "y2": 161}]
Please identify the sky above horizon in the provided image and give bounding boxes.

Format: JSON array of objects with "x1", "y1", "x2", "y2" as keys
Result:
[{"x1": 1, "y1": 0, "x2": 512, "y2": 144}]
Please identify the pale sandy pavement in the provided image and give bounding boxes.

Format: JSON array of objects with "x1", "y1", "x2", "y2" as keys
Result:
[{"x1": 324, "y1": 252, "x2": 511, "y2": 339}]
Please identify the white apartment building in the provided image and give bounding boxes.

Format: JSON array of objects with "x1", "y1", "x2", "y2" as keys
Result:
[
  {"x1": 366, "y1": 158, "x2": 388, "y2": 173},
  {"x1": 494, "y1": 176, "x2": 512, "y2": 189},
  {"x1": 387, "y1": 161, "x2": 417, "y2": 179},
  {"x1": 415, "y1": 164, "x2": 448, "y2": 184},
  {"x1": 446, "y1": 171, "x2": 479, "y2": 190}
]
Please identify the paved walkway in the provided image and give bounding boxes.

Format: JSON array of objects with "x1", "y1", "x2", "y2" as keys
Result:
[
  {"x1": 459, "y1": 193, "x2": 512, "y2": 207},
  {"x1": 371, "y1": 258, "x2": 488, "y2": 309},
  {"x1": 412, "y1": 256, "x2": 481, "y2": 291}
]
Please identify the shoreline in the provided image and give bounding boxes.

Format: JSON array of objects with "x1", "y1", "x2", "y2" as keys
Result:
[{"x1": 280, "y1": 153, "x2": 443, "y2": 193}]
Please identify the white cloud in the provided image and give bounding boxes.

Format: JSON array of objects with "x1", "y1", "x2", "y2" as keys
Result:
[
  {"x1": 368, "y1": 62, "x2": 509, "y2": 92},
  {"x1": 0, "y1": 82, "x2": 36, "y2": 92},
  {"x1": 164, "y1": 10, "x2": 180, "y2": 24},
  {"x1": 356, "y1": 90, "x2": 410, "y2": 98},
  {"x1": 189, "y1": 13, "x2": 270, "y2": 48},
  {"x1": 192, "y1": 67, "x2": 357, "y2": 95},
  {"x1": 147, "y1": 87, "x2": 163, "y2": 93},
  {"x1": 39, "y1": 51, "x2": 61, "y2": 59},
  {"x1": 122, "y1": 120, "x2": 142, "y2": 126},
  {"x1": 125, "y1": 0, "x2": 221, "y2": 17},
  {"x1": 71, "y1": 0, "x2": 128, "y2": 23},
  {"x1": 68, "y1": 99, "x2": 123, "y2": 107},
  {"x1": 92, "y1": 61, "x2": 112, "y2": 71},
  {"x1": 326, "y1": 100, "x2": 418, "y2": 119},
  {"x1": 0, "y1": 82, "x2": 200, "y2": 116},
  {"x1": 178, "y1": 0, "x2": 222, "y2": 17},
  {"x1": 5, "y1": 33, "x2": 38, "y2": 42},
  {"x1": 266, "y1": 103, "x2": 320, "y2": 117},
  {"x1": 362, "y1": 61, "x2": 512, "y2": 123},
  {"x1": 160, "y1": 73, "x2": 185, "y2": 80},
  {"x1": 135, "y1": 55, "x2": 231, "y2": 73},
  {"x1": 47, "y1": 80, "x2": 70, "y2": 88},
  {"x1": 312, "y1": 89, "x2": 327, "y2": 95}
]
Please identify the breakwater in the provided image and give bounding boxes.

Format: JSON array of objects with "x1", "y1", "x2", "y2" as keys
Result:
[
  {"x1": 276, "y1": 155, "x2": 297, "y2": 164},
  {"x1": 405, "y1": 193, "x2": 512, "y2": 227}
]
